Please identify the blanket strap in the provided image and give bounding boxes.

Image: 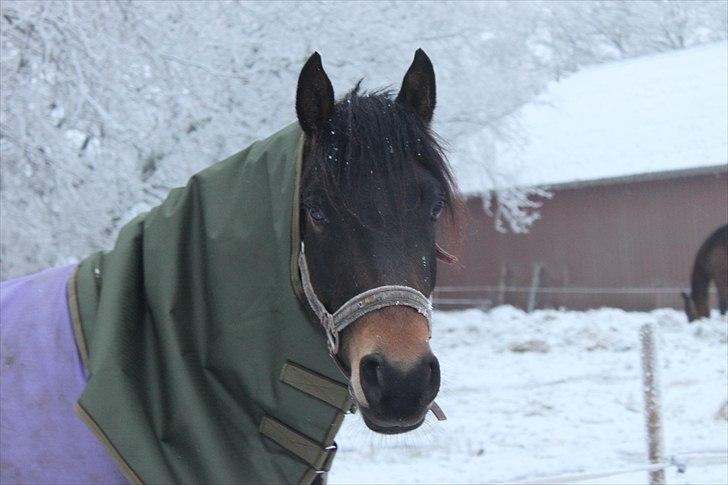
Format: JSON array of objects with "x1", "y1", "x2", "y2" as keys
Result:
[
  {"x1": 259, "y1": 416, "x2": 337, "y2": 472},
  {"x1": 280, "y1": 362, "x2": 354, "y2": 413}
]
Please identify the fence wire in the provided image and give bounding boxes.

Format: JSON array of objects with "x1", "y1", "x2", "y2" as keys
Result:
[{"x1": 509, "y1": 451, "x2": 728, "y2": 484}]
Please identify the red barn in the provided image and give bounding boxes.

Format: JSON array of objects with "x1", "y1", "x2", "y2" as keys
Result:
[{"x1": 437, "y1": 42, "x2": 728, "y2": 311}]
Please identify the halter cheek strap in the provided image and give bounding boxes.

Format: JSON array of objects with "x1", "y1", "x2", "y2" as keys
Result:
[{"x1": 297, "y1": 242, "x2": 446, "y2": 421}]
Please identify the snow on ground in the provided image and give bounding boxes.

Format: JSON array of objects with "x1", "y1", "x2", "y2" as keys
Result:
[
  {"x1": 330, "y1": 307, "x2": 728, "y2": 484},
  {"x1": 457, "y1": 41, "x2": 728, "y2": 194}
]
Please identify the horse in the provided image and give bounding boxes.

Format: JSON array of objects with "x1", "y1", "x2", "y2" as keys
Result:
[
  {"x1": 0, "y1": 50, "x2": 461, "y2": 484},
  {"x1": 681, "y1": 224, "x2": 727, "y2": 322}
]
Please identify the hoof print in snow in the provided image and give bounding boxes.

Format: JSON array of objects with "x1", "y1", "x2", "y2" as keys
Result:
[
  {"x1": 715, "y1": 400, "x2": 728, "y2": 421},
  {"x1": 509, "y1": 339, "x2": 549, "y2": 353}
]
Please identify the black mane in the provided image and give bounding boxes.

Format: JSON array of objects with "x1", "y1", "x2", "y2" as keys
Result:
[{"x1": 301, "y1": 84, "x2": 459, "y2": 225}]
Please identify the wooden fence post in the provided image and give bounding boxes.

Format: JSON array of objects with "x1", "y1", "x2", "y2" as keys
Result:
[
  {"x1": 527, "y1": 263, "x2": 542, "y2": 313},
  {"x1": 640, "y1": 323, "x2": 665, "y2": 485},
  {"x1": 498, "y1": 263, "x2": 509, "y2": 306}
]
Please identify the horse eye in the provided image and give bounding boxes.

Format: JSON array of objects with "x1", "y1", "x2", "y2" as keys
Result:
[
  {"x1": 431, "y1": 200, "x2": 445, "y2": 220},
  {"x1": 307, "y1": 206, "x2": 328, "y2": 224}
]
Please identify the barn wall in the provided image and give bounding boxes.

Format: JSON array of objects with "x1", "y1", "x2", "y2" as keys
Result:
[{"x1": 436, "y1": 170, "x2": 728, "y2": 311}]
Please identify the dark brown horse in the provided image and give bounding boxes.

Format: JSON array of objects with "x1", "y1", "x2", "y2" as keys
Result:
[
  {"x1": 682, "y1": 224, "x2": 728, "y2": 322},
  {"x1": 297, "y1": 50, "x2": 460, "y2": 433}
]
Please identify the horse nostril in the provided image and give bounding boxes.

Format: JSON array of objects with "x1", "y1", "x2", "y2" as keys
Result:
[
  {"x1": 360, "y1": 354, "x2": 385, "y2": 405},
  {"x1": 427, "y1": 356, "x2": 440, "y2": 388}
]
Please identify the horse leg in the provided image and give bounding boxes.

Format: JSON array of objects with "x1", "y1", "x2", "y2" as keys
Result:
[{"x1": 711, "y1": 271, "x2": 728, "y2": 316}]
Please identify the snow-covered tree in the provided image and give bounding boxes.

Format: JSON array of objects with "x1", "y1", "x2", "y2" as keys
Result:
[
  {"x1": 1, "y1": 1, "x2": 725, "y2": 278},
  {"x1": 534, "y1": 0, "x2": 728, "y2": 78}
]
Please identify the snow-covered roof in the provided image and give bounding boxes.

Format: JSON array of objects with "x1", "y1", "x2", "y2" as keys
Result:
[{"x1": 480, "y1": 41, "x2": 728, "y2": 190}]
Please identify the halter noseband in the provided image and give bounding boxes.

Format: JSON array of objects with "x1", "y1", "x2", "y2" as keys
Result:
[
  {"x1": 298, "y1": 242, "x2": 447, "y2": 421},
  {"x1": 298, "y1": 242, "x2": 432, "y2": 355}
]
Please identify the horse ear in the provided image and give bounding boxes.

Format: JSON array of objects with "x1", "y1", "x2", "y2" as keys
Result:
[
  {"x1": 296, "y1": 52, "x2": 335, "y2": 135},
  {"x1": 396, "y1": 49, "x2": 436, "y2": 124}
]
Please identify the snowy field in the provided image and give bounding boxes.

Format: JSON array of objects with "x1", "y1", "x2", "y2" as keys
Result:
[{"x1": 331, "y1": 307, "x2": 728, "y2": 484}]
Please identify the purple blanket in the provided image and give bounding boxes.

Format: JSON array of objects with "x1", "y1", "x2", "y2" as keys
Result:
[{"x1": 1, "y1": 265, "x2": 124, "y2": 484}]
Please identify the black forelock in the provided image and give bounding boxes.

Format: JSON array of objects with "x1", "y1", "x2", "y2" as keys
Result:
[{"x1": 301, "y1": 83, "x2": 458, "y2": 224}]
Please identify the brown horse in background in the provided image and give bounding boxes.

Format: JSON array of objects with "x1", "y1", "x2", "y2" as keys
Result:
[{"x1": 682, "y1": 224, "x2": 728, "y2": 322}]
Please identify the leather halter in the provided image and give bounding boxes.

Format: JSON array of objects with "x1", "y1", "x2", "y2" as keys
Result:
[
  {"x1": 298, "y1": 242, "x2": 432, "y2": 355},
  {"x1": 297, "y1": 242, "x2": 447, "y2": 421}
]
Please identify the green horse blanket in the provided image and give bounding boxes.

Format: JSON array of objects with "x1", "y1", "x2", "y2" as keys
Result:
[{"x1": 70, "y1": 122, "x2": 352, "y2": 484}]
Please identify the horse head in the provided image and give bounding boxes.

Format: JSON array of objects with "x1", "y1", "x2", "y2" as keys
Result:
[{"x1": 295, "y1": 50, "x2": 459, "y2": 434}]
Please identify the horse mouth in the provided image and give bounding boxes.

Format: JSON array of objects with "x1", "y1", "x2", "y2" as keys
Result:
[{"x1": 360, "y1": 413, "x2": 426, "y2": 435}]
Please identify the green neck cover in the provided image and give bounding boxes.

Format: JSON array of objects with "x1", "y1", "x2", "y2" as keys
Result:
[{"x1": 71, "y1": 122, "x2": 351, "y2": 484}]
